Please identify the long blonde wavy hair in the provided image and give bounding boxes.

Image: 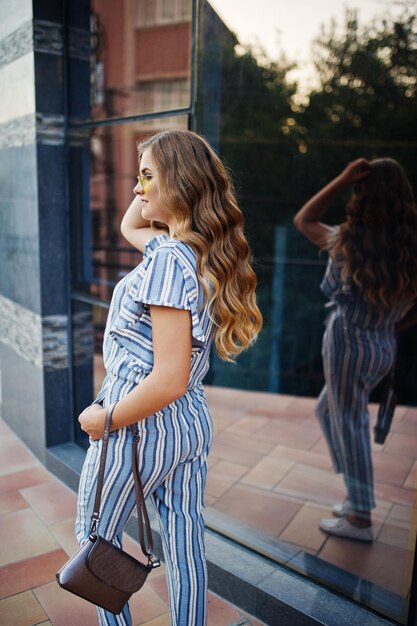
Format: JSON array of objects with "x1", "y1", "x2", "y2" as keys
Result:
[
  {"x1": 333, "y1": 157, "x2": 417, "y2": 308},
  {"x1": 137, "y1": 129, "x2": 262, "y2": 361}
]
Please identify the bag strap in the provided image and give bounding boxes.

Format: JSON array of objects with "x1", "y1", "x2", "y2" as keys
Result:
[{"x1": 89, "y1": 403, "x2": 159, "y2": 568}]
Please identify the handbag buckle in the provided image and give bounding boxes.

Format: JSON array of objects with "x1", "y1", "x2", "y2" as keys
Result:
[{"x1": 148, "y1": 556, "x2": 161, "y2": 570}]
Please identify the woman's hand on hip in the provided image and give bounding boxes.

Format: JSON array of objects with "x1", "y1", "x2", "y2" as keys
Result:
[{"x1": 78, "y1": 404, "x2": 107, "y2": 440}]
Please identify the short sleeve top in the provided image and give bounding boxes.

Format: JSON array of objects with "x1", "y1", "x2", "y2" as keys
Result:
[
  {"x1": 97, "y1": 234, "x2": 215, "y2": 402},
  {"x1": 320, "y1": 227, "x2": 404, "y2": 329}
]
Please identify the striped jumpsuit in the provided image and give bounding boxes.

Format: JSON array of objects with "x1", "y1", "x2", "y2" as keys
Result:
[
  {"x1": 76, "y1": 235, "x2": 214, "y2": 626},
  {"x1": 316, "y1": 235, "x2": 403, "y2": 513}
]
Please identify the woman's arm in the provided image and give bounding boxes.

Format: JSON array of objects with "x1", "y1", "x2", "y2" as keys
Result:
[
  {"x1": 293, "y1": 158, "x2": 370, "y2": 249},
  {"x1": 78, "y1": 305, "x2": 192, "y2": 439},
  {"x1": 120, "y1": 194, "x2": 165, "y2": 253}
]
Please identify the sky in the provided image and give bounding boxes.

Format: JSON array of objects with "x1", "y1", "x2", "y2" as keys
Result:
[{"x1": 208, "y1": 0, "x2": 405, "y2": 90}]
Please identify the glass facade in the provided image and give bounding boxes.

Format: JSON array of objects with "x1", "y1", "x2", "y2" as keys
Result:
[{"x1": 67, "y1": 1, "x2": 417, "y2": 624}]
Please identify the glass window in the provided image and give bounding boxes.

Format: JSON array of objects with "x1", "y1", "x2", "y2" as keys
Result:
[
  {"x1": 70, "y1": 0, "x2": 193, "y2": 123},
  {"x1": 197, "y1": 1, "x2": 417, "y2": 623},
  {"x1": 68, "y1": 0, "x2": 417, "y2": 623}
]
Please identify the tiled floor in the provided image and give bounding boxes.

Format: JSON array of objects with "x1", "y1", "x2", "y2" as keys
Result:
[
  {"x1": 1, "y1": 384, "x2": 417, "y2": 625},
  {"x1": 203, "y1": 386, "x2": 417, "y2": 603},
  {"x1": 0, "y1": 418, "x2": 266, "y2": 626}
]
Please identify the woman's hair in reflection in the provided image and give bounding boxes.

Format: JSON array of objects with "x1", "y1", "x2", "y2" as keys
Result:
[
  {"x1": 333, "y1": 157, "x2": 417, "y2": 308},
  {"x1": 137, "y1": 129, "x2": 262, "y2": 361}
]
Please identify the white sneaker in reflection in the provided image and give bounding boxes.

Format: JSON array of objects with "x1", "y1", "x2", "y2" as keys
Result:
[
  {"x1": 332, "y1": 498, "x2": 353, "y2": 517},
  {"x1": 319, "y1": 517, "x2": 373, "y2": 542}
]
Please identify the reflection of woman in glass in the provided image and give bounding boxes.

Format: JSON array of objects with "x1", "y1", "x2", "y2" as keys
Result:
[
  {"x1": 294, "y1": 158, "x2": 417, "y2": 541},
  {"x1": 77, "y1": 129, "x2": 262, "y2": 625}
]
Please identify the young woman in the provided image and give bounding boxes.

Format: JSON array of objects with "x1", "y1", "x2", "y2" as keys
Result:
[
  {"x1": 294, "y1": 157, "x2": 417, "y2": 541},
  {"x1": 76, "y1": 129, "x2": 262, "y2": 625}
]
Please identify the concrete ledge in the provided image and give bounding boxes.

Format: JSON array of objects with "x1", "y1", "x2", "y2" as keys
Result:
[{"x1": 46, "y1": 444, "x2": 398, "y2": 626}]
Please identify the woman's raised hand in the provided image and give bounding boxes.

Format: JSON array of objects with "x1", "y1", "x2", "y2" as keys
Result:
[{"x1": 338, "y1": 158, "x2": 371, "y2": 186}]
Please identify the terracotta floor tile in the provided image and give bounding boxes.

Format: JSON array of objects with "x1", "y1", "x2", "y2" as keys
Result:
[
  {"x1": 391, "y1": 419, "x2": 417, "y2": 436},
  {"x1": 384, "y1": 432, "x2": 417, "y2": 459},
  {"x1": 240, "y1": 612, "x2": 268, "y2": 626},
  {"x1": 48, "y1": 518, "x2": 79, "y2": 557},
  {"x1": 34, "y1": 580, "x2": 98, "y2": 625},
  {"x1": 377, "y1": 518, "x2": 414, "y2": 551},
  {"x1": 204, "y1": 493, "x2": 217, "y2": 507},
  {"x1": 209, "y1": 443, "x2": 263, "y2": 468},
  {"x1": 207, "y1": 457, "x2": 221, "y2": 470},
  {"x1": 211, "y1": 483, "x2": 302, "y2": 536},
  {"x1": 279, "y1": 502, "x2": 330, "y2": 551},
  {"x1": 376, "y1": 504, "x2": 416, "y2": 551},
  {"x1": 270, "y1": 445, "x2": 332, "y2": 471},
  {"x1": 401, "y1": 407, "x2": 417, "y2": 424},
  {"x1": 225, "y1": 414, "x2": 270, "y2": 437},
  {"x1": 0, "y1": 590, "x2": 47, "y2": 626},
  {"x1": 0, "y1": 437, "x2": 40, "y2": 477},
  {"x1": 0, "y1": 467, "x2": 53, "y2": 494},
  {"x1": 0, "y1": 509, "x2": 59, "y2": 567},
  {"x1": 206, "y1": 591, "x2": 243, "y2": 624},
  {"x1": 274, "y1": 463, "x2": 346, "y2": 506},
  {"x1": 138, "y1": 614, "x2": 170, "y2": 626},
  {"x1": 403, "y1": 460, "x2": 417, "y2": 489},
  {"x1": 129, "y1": 581, "x2": 169, "y2": 624},
  {"x1": 214, "y1": 431, "x2": 274, "y2": 456},
  {"x1": 374, "y1": 481, "x2": 415, "y2": 507},
  {"x1": 211, "y1": 415, "x2": 234, "y2": 433},
  {"x1": 148, "y1": 571, "x2": 169, "y2": 606},
  {"x1": 373, "y1": 454, "x2": 415, "y2": 487},
  {"x1": 241, "y1": 456, "x2": 294, "y2": 490},
  {"x1": 310, "y1": 437, "x2": 330, "y2": 455},
  {"x1": 21, "y1": 481, "x2": 77, "y2": 526},
  {"x1": 253, "y1": 420, "x2": 322, "y2": 450},
  {"x1": 0, "y1": 549, "x2": 68, "y2": 599},
  {"x1": 318, "y1": 535, "x2": 412, "y2": 597},
  {"x1": 250, "y1": 394, "x2": 295, "y2": 414},
  {"x1": 0, "y1": 490, "x2": 29, "y2": 515},
  {"x1": 206, "y1": 460, "x2": 249, "y2": 499}
]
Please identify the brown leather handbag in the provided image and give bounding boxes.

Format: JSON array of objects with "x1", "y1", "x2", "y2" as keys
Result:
[{"x1": 56, "y1": 403, "x2": 160, "y2": 614}]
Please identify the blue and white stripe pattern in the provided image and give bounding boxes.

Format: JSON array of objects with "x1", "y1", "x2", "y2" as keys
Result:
[
  {"x1": 76, "y1": 235, "x2": 215, "y2": 626},
  {"x1": 316, "y1": 234, "x2": 404, "y2": 512}
]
